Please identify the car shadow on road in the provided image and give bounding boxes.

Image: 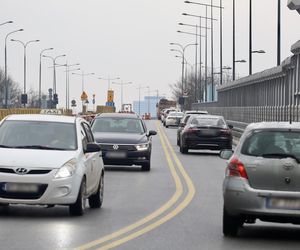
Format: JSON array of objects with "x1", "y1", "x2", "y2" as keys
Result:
[
  {"x1": 104, "y1": 165, "x2": 144, "y2": 172},
  {"x1": 184, "y1": 150, "x2": 220, "y2": 157},
  {"x1": 232, "y1": 225, "x2": 300, "y2": 241},
  {"x1": 0, "y1": 205, "x2": 73, "y2": 218}
]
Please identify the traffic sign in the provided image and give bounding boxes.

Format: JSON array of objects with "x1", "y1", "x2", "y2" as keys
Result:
[
  {"x1": 71, "y1": 99, "x2": 76, "y2": 107},
  {"x1": 81, "y1": 91, "x2": 88, "y2": 101}
]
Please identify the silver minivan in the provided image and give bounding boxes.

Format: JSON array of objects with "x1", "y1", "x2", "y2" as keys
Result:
[{"x1": 221, "y1": 122, "x2": 300, "y2": 236}]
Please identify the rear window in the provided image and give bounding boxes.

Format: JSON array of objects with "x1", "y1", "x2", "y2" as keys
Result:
[
  {"x1": 190, "y1": 117, "x2": 225, "y2": 127},
  {"x1": 241, "y1": 130, "x2": 300, "y2": 157}
]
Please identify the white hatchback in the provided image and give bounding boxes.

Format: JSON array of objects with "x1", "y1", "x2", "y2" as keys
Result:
[{"x1": 0, "y1": 114, "x2": 104, "y2": 216}]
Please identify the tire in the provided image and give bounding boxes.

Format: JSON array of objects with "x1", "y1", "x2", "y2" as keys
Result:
[
  {"x1": 89, "y1": 174, "x2": 104, "y2": 209},
  {"x1": 180, "y1": 144, "x2": 188, "y2": 154},
  {"x1": 141, "y1": 161, "x2": 151, "y2": 171},
  {"x1": 69, "y1": 178, "x2": 86, "y2": 216},
  {"x1": 223, "y1": 206, "x2": 241, "y2": 237}
]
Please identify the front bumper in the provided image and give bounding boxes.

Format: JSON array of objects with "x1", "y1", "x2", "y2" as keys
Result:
[
  {"x1": 223, "y1": 177, "x2": 300, "y2": 220},
  {"x1": 102, "y1": 150, "x2": 150, "y2": 166},
  {"x1": 0, "y1": 170, "x2": 82, "y2": 205}
]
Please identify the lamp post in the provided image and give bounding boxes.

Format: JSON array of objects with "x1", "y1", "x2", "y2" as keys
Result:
[
  {"x1": 277, "y1": 0, "x2": 281, "y2": 66},
  {"x1": 43, "y1": 54, "x2": 66, "y2": 95},
  {"x1": 65, "y1": 65, "x2": 80, "y2": 109},
  {"x1": 11, "y1": 38, "x2": 40, "y2": 107},
  {"x1": 39, "y1": 47, "x2": 54, "y2": 108},
  {"x1": 137, "y1": 85, "x2": 148, "y2": 116},
  {"x1": 112, "y1": 81, "x2": 133, "y2": 111},
  {"x1": 4, "y1": 28, "x2": 23, "y2": 108},
  {"x1": 170, "y1": 43, "x2": 197, "y2": 96},
  {"x1": 234, "y1": 60, "x2": 247, "y2": 79},
  {"x1": 182, "y1": 12, "x2": 216, "y2": 102},
  {"x1": 250, "y1": 50, "x2": 266, "y2": 75},
  {"x1": 98, "y1": 76, "x2": 120, "y2": 91},
  {"x1": 184, "y1": 1, "x2": 224, "y2": 98}
]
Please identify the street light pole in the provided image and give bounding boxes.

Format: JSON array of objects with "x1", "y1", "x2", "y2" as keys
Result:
[
  {"x1": 39, "y1": 48, "x2": 54, "y2": 108},
  {"x1": 233, "y1": 0, "x2": 236, "y2": 80},
  {"x1": 112, "y1": 81, "x2": 132, "y2": 111},
  {"x1": 249, "y1": 0, "x2": 252, "y2": 75},
  {"x1": 4, "y1": 28, "x2": 23, "y2": 108},
  {"x1": 11, "y1": 39, "x2": 40, "y2": 107},
  {"x1": 98, "y1": 76, "x2": 120, "y2": 91},
  {"x1": 277, "y1": 0, "x2": 281, "y2": 66}
]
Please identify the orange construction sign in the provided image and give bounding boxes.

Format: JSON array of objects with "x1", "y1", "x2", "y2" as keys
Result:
[{"x1": 81, "y1": 91, "x2": 88, "y2": 101}]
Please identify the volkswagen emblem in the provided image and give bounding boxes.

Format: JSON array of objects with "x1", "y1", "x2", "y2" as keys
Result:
[
  {"x1": 113, "y1": 145, "x2": 119, "y2": 150},
  {"x1": 285, "y1": 177, "x2": 291, "y2": 184},
  {"x1": 15, "y1": 168, "x2": 29, "y2": 175}
]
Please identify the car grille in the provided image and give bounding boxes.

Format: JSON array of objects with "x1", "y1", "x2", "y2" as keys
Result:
[
  {"x1": 99, "y1": 144, "x2": 137, "y2": 151},
  {"x1": 0, "y1": 168, "x2": 52, "y2": 175},
  {"x1": 0, "y1": 183, "x2": 48, "y2": 200}
]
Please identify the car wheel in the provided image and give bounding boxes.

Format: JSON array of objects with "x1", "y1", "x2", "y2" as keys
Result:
[
  {"x1": 141, "y1": 161, "x2": 151, "y2": 171},
  {"x1": 180, "y1": 144, "x2": 188, "y2": 154},
  {"x1": 69, "y1": 178, "x2": 86, "y2": 216},
  {"x1": 223, "y1": 206, "x2": 241, "y2": 237},
  {"x1": 88, "y1": 174, "x2": 104, "y2": 209}
]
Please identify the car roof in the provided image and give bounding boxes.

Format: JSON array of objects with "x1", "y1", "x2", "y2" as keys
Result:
[
  {"x1": 95, "y1": 113, "x2": 139, "y2": 119},
  {"x1": 4, "y1": 114, "x2": 77, "y2": 123},
  {"x1": 185, "y1": 110, "x2": 208, "y2": 114},
  {"x1": 245, "y1": 122, "x2": 300, "y2": 131},
  {"x1": 191, "y1": 114, "x2": 224, "y2": 119}
]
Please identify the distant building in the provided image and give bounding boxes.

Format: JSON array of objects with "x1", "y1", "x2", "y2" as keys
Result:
[{"x1": 133, "y1": 96, "x2": 165, "y2": 118}]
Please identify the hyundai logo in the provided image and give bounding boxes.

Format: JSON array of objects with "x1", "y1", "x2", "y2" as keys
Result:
[
  {"x1": 15, "y1": 168, "x2": 29, "y2": 175},
  {"x1": 113, "y1": 145, "x2": 119, "y2": 150},
  {"x1": 283, "y1": 163, "x2": 294, "y2": 171}
]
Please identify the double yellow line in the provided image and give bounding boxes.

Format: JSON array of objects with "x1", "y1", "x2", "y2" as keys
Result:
[{"x1": 76, "y1": 122, "x2": 195, "y2": 250}]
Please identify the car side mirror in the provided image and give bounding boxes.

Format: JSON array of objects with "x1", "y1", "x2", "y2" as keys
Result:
[
  {"x1": 147, "y1": 130, "x2": 157, "y2": 136},
  {"x1": 228, "y1": 124, "x2": 233, "y2": 129},
  {"x1": 179, "y1": 122, "x2": 185, "y2": 128},
  {"x1": 219, "y1": 149, "x2": 234, "y2": 160},
  {"x1": 84, "y1": 142, "x2": 101, "y2": 153}
]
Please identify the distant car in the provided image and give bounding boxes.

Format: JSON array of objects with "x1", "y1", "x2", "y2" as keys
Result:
[
  {"x1": 177, "y1": 111, "x2": 209, "y2": 146},
  {"x1": 165, "y1": 112, "x2": 184, "y2": 128},
  {"x1": 91, "y1": 113, "x2": 157, "y2": 171},
  {"x1": 161, "y1": 108, "x2": 177, "y2": 126},
  {"x1": 179, "y1": 115, "x2": 233, "y2": 154},
  {"x1": 221, "y1": 122, "x2": 300, "y2": 237},
  {"x1": 0, "y1": 114, "x2": 104, "y2": 216}
]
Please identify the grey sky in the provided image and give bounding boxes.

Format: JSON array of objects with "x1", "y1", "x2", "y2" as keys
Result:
[{"x1": 1, "y1": 0, "x2": 299, "y2": 109}]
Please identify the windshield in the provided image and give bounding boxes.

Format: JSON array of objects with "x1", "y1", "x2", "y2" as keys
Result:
[
  {"x1": 241, "y1": 130, "x2": 300, "y2": 159},
  {"x1": 0, "y1": 120, "x2": 77, "y2": 150},
  {"x1": 190, "y1": 117, "x2": 225, "y2": 127},
  {"x1": 92, "y1": 117, "x2": 145, "y2": 134}
]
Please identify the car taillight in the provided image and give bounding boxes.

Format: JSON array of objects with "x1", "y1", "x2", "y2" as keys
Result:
[
  {"x1": 227, "y1": 157, "x2": 248, "y2": 179},
  {"x1": 184, "y1": 126, "x2": 198, "y2": 133},
  {"x1": 220, "y1": 129, "x2": 231, "y2": 136}
]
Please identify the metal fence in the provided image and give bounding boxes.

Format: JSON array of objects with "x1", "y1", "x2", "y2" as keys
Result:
[{"x1": 193, "y1": 40, "x2": 300, "y2": 124}]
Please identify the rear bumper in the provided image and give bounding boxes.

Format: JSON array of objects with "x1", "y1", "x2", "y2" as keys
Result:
[
  {"x1": 183, "y1": 137, "x2": 232, "y2": 150},
  {"x1": 223, "y1": 177, "x2": 300, "y2": 221}
]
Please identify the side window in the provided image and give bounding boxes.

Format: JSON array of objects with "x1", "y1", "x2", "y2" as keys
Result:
[
  {"x1": 82, "y1": 122, "x2": 94, "y2": 142},
  {"x1": 81, "y1": 125, "x2": 88, "y2": 152}
]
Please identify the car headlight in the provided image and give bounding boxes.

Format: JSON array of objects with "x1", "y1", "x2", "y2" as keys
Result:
[
  {"x1": 136, "y1": 143, "x2": 149, "y2": 151},
  {"x1": 55, "y1": 159, "x2": 77, "y2": 179}
]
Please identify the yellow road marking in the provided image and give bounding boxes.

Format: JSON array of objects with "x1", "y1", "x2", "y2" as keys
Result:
[
  {"x1": 95, "y1": 124, "x2": 196, "y2": 250},
  {"x1": 75, "y1": 122, "x2": 183, "y2": 250}
]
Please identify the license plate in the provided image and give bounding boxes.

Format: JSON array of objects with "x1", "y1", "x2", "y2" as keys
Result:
[
  {"x1": 267, "y1": 198, "x2": 300, "y2": 210},
  {"x1": 3, "y1": 183, "x2": 39, "y2": 193},
  {"x1": 200, "y1": 130, "x2": 216, "y2": 136},
  {"x1": 106, "y1": 151, "x2": 127, "y2": 159}
]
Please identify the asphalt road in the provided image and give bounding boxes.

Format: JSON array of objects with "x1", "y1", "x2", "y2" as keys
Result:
[{"x1": 1, "y1": 120, "x2": 300, "y2": 250}]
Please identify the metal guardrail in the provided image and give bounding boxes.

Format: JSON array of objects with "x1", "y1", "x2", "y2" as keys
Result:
[{"x1": 193, "y1": 40, "x2": 300, "y2": 125}]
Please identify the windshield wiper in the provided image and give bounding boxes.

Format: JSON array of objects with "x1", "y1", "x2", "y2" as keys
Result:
[
  {"x1": 14, "y1": 145, "x2": 68, "y2": 151},
  {"x1": 262, "y1": 153, "x2": 300, "y2": 163}
]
